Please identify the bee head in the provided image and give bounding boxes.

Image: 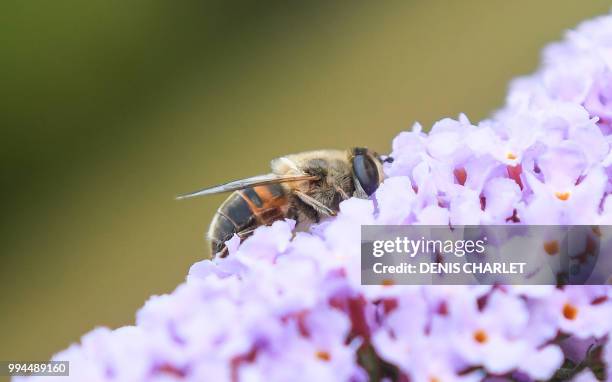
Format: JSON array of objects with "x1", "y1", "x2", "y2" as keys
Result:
[{"x1": 350, "y1": 147, "x2": 385, "y2": 197}]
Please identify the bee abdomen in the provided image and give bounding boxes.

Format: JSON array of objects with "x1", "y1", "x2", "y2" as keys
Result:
[
  {"x1": 208, "y1": 191, "x2": 256, "y2": 255},
  {"x1": 207, "y1": 184, "x2": 289, "y2": 256}
]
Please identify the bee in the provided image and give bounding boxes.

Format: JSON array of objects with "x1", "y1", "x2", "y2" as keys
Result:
[{"x1": 178, "y1": 148, "x2": 390, "y2": 257}]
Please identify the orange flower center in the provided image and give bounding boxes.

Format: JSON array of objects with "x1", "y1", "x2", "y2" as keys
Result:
[
  {"x1": 315, "y1": 350, "x2": 331, "y2": 361},
  {"x1": 473, "y1": 329, "x2": 488, "y2": 344},
  {"x1": 555, "y1": 191, "x2": 570, "y2": 201},
  {"x1": 506, "y1": 152, "x2": 517, "y2": 160},
  {"x1": 430, "y1": 377, "x2": 441, "y2": 382},
  {"x1": 543, "y1": 240, "x2": 559, "y2": 255},
  {"x1": 562, "y1": 303, "x2": 578, "y2": 320}
]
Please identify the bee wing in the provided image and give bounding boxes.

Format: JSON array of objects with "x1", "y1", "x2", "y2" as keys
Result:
[{"x1": 176, "y1": 173, "x2": 318, "y2": 200}]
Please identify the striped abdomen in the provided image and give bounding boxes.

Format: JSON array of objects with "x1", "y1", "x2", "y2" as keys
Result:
[{"x1": 208, "y1": 183, "x2": 289, "y2": 256}]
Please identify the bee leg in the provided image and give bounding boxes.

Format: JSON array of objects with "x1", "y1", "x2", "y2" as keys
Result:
[
  {"x1": 217, "y1": 246, "x2": 230, "y2": 258},
  {"x1": 215, "y1": 228, "x2": 257, "y2": 258},
  {"x1": 237, "y1": 228, "x2": 257, "y2": 238},
  {"x1": 294, "y1": 190, "x2": 337, "y2": 217},
  {"x1": 334, "y1": 186, "x2": 349, "y2": 200},
  {"x1": 288, "y1": 197, "x2": 318, "y2": 225}
]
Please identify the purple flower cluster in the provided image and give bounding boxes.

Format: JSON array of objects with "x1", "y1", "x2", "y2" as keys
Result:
[{"x1": 18, "y1": 13, "x2": 612, "y2": 382}]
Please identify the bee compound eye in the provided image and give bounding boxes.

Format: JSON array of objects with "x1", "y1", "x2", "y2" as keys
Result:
[{"x1": 352, "y1": 154, "x2": 380, "y2": 196}]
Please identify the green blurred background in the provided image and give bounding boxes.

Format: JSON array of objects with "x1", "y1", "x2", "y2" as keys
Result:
[{"x1": 1, "y1": 0, "x2": 610, "y2": 367}]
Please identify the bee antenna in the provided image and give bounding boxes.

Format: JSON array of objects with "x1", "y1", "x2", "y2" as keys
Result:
[{"x1": 380, "y1": 155, "x2": 394, "y2": 163}]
